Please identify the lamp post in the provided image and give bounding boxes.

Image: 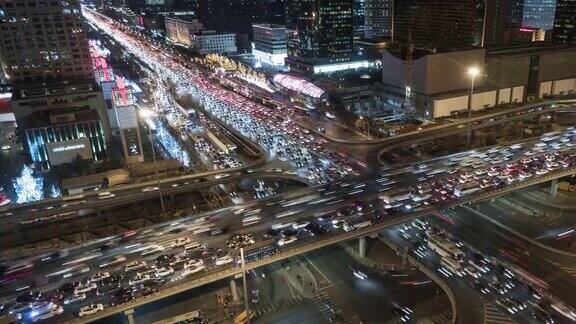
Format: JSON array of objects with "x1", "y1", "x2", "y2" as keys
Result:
[
  {"x1": 466, "y1": 66, "x2": 480, "y2": 149},
  {"x1": 240, "y1": 247, "x2": 250, "y2": 323},
  {"x1": 139, "y1": 109, "x2": 165, "y2": 213}
]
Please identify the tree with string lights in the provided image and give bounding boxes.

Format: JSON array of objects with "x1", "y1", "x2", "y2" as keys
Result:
[{"x1": 13, "y1": 165, "x2": 44, "y2": 203}]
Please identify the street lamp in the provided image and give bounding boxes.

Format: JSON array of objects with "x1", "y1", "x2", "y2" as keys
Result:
[
  {"x1": 466, "y1": 66, "x2": 480, "y2": 148},
  {"x1": 139, "y1": 109, "x2": 165, "y2": 213}
]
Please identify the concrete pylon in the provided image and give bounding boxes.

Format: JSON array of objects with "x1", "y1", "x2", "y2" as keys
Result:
[
  {"x1": 550, "y1": 179, "x2": 559, "y2": 198},
  {"x1": 124, "y1": 309, "x2": 135, "y2": 324},
  {"x1": 359, "y1": 236, "x2": 366, "y2": 258},
  {"x1": 230, "y1": 278, "x2": 238, "y2": 302}
]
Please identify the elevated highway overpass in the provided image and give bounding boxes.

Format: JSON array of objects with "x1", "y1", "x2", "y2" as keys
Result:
[{"x1": 64, "y1": 165, "x2": 576, "y2": 324}]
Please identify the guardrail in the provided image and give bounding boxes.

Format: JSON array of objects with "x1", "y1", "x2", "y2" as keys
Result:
[
  {"x1": 64, "y1": 166, "x2": 576, "y2": 323},
  {"x1": 379, "y1": 235, "x2": 458, "y2": 324},
  {"x1": 316, "y1": 99, "x2": 576, "y2": 146}
]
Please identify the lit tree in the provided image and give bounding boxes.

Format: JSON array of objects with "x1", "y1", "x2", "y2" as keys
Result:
[
  {"x1": 13, "y1": 165, "x2": 44, "y2": 203},
  {"x1": 50, "y1": 185, "x2": 61, "y2": 198}
]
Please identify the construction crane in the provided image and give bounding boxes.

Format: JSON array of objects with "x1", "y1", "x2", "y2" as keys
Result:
[{"x1": 404, "y1": 30, "x2": 436, "y2": 120}]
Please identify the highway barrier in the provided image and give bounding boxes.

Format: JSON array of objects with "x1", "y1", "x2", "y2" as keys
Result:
[{"x1": 64, "y1": 166, "x2": 576, "y2": 323}]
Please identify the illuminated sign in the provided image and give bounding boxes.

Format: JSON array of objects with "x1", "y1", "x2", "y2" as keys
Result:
[{"x1": 52, "y1": 144, "x2": 86, "y2": 152}]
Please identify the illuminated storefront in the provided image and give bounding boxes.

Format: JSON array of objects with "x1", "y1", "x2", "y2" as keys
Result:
[{"x1": 26, "y1": 118, "x2": 107, "y2": 169}]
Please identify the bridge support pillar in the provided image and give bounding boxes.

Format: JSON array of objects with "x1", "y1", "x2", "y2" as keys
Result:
[
  {"x1": 124, "y1": 309, "x2": 135, "y2": 324},
  {"x1": 230, "y1": 278, "x2": 238, "y2": 302},
  {"x1": 550, "y1": 179, "x2": 558, "y2": 198},
  {"x1": 359, "y1": 236, "x2": 366, "y2": 258}
]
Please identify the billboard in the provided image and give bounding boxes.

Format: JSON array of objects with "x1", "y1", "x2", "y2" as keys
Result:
[{"x1": 46, "y1": 137, "x2": 93, "y2": 165}]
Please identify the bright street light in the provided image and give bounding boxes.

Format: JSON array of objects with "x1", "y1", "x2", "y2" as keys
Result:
[
  {"x1": 467, "y1": 66, "x2": 480, "y2": 78},
  {"x1": 466, "y1": 66, "x2": 481, "y2": 148}
]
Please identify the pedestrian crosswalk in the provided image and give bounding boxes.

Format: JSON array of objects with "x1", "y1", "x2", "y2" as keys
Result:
[
  {"x1": 428, "y1": 309, "x2": 453, "y2": 323},
  {"x1": 532, "y1": 212, "x2": 563, "y2": 228},
  {"x1": 484, "y1": 303, "x2": 515, "y2": 324},
  {"x1": 310, "y1": 292, "x2": 345, "y2": 323}
]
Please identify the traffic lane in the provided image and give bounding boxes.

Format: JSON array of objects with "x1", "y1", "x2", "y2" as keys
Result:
[
  {"x1": 305, "y1": 246, "x2": 445, "y2": 323},
  {"x1": 444, "y1": 208, "x2": 576, "y2": 308},
  {"x1": 470, "y1": 202, "x2": 576, "y2": 268}
]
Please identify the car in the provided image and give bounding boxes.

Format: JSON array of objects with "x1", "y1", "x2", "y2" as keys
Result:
[
  {"x1": 292, "y1": 221, "x2": 310, "y2": 230},
  {"x1": 78, "y1": 304, "x2": 104, "y2": 317},
  {"x1": 155, "y1": 267, "x2": 174, "y2": 278},
  {"x1": 464, "y1": 266, "x2": 481, "y2": 279},
  {"x1": 110, "y1": 288, "x2": 135, "y2": 306},
  {"x1": 8, "y1": 302, "x2": 30, "y2": 316},
  {"x1": 214, "y1": 254, "x2": 234, "y2": 266},
  {"x1": 353, "y1": 269, "x2": 368, "y2": 280},
  {"x1": 63, "y1": 293, "x2": 87, "y2": 305},
  {"x1": 184, "y1": 259, "x2": 204, "y2": 269},
  {"x1": 171, "y1": 237, "x2": 192, "y2": 248},
  {"x1": 184, "y1": 242, "x2": 203, "y2": 251},
  {"x1": 277, "y1": 236, "x2": 298, "y2": 246},
  {"x1": 89, "y1": 272, "x2": 111, "y2": 283},
  {"x1": 532, "y1": 310, "x2": 555, "y2": 324},
  {"x1": 125, "y1": 261, "x2": 147, "y2": 272},
  {"x1": 129, "y1": 274, "x2": 151, "y2": 286},
  {"x1": 74, "y1": 282, "x2": 97, "y2": 295},
  {"x1": 97, "y1": 192, "x2": 116, "y2": 199},
  {"x1": 30, "y1": 305, "x2": 63, "y2": 322},
  {"x1": 142, "y1": 187, "x2": 159, "y2": 192}
]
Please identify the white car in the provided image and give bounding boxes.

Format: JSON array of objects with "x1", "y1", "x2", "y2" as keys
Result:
[
  {"x1": 89, "y1": 272, "x2": 110, "y2": 283},
  {"x1": 277, "y1": 236, "x2": 298, "y2": 246},
  {"x1": 125, "y1": 261, "x2": 147, "y2": 272},
  {"x1": 155, "y1": 267, "x2": 174, "y2": 278},
  {"x1": 184, "y1": 259, "x2": 204, "y2": 269},
  {"x1": 129, "y1": 274, "x2": 151, "y2": 286},
  {"x1": 142, "y1": 186, "x2": 159, "y2": 192},
  {"x1": 78, "y1": 304, "x2": 104, "y2": 317},
  {"x1": 63, "y1": 293, "x2": 86, "y2": 305},
  {"x1": 97, "y1": 192, "x2": 116, "y2": 200},
  {"x1": 171, "y1": 237, "x2": 192, "y2": 248},
  {"x1": 184, "y1": 242, "x2": 203, "y2": 251},
  {"x1": 214, "y1": 254, "x2": 234, "y2": 266},
  {"x1": 181, "y1": 264, "x2": 206, "y2": 277},
  {"x1": 292, "y1": 221, "x2": 310, "y2": 230},
  {"x1": 74, "y1": 282, "x2": 97, "y2": 295}
]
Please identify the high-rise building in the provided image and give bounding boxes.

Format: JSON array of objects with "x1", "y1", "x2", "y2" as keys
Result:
[
  {"x1": 364, "y1": 0, "x2": 392, "y2": 40},
  {"x1": 552, "y1": 0, "x2": 576, "y2": 43},
  {"x1": 510, "y1": 0, "x2": 525, "y2": 27},
  {"x1": 0, "y1": 2, "x2": 93, "y2": 84},
  {"x1": 392, "y1": 0, "x2": 485, "y2": 51},
  {"x1": 252, "y1": 24, "x2": 288, "y2": 66},
  {"x1": 0, "y1": 0, "x2": 111, "y2": 168},
  {"x1": 286, "y1": 0, "x2": 354, "y2": 59},
  {"x1": 522, "y1": 0, "x2": 556, "y2": 30},
  {"x1": 165, "y1": 16, "x2": 204, "y2": 47},
  {"x1": 353, "y1": 0, "x2": 366, "y2": 47},
  {"x1": 484, "y1": 0, "x2": 514, "y2": 46}
]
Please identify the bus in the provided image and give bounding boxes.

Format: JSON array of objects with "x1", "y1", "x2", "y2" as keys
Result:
[
  {"x1": 440, "y1": 257, "x2": 463, "y2": 276},
  {"x1": 427, "y1": 234, "x2": 464, "y2": 261},
  {"x1": 454, "y1": 181, "x2": 480, "y2": 197},
  {"x1": 380, "y1": 188, "x2": 412, "y2": 204},
  {"x1": 343, "y1": 218, "x2": 373, "y2": 232}
]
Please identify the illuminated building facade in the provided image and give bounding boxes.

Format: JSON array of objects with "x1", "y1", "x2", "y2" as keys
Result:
[
  {"x1": 552, "y1": 0, "x2": 576, "y2": 44},
  {"x1": 286, "y1": 0, "x2": 354, "y2": 59},
  {"x1": 165, "y1": 15, "x2": 203, "y2": 47},
  {"x1": 0, "y1": 0, "x2": 111, "y2": 167},
  {"x1": 252, "y1": 24, "x2": 288, "y2": 66},
  {"x1": 0, "y1": 0, "x2": 93, "y2": 84}
]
